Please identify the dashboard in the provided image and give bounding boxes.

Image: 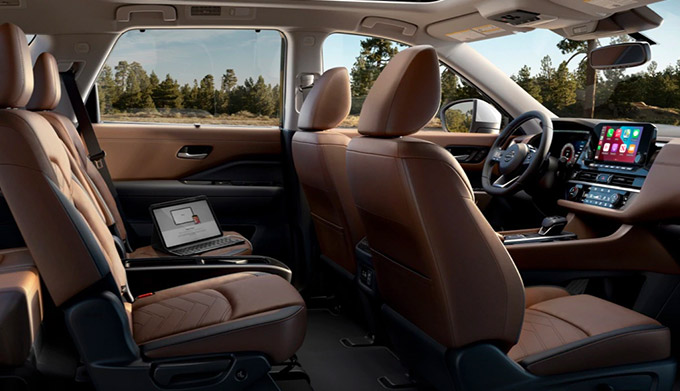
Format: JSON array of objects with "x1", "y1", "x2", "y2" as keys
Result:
[{"x1": 529, "y1": 121, "x2": 660, "y2": 211}]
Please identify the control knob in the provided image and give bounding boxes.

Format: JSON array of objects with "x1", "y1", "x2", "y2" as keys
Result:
[
  {"x1": 568, "y1": 186, "x2": 581, "y2": 200},
  {"x1": 609, "y1": 193, "x2": 623, "y2": 208}
]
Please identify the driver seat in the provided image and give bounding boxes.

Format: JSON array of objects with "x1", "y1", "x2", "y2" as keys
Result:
[{"x1": 346, "y1": 45, "x2": 674, "y2": 390}]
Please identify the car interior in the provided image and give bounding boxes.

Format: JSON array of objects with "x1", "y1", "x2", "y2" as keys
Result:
[{"x1": 1, "y1": 0, "x2": 680, "y2": 390}]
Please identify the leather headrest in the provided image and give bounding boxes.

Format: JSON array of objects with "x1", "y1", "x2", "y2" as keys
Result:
[
  {"x1": 27, "y1": 53, "x2": 61, "y2": 111},
  {"x1": 298, "y1": 67, "x2": 351, "y2": 131},
  {"x1": 0, "y1": 23, "x2": 33, "y2": 108},
  {"x1": 358, "y1": 45, "x2": 440, "y2": 138}
]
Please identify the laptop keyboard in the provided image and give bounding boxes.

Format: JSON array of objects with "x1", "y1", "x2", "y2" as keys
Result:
[{"x1": 173, "y1": 236, "x2": 246, "y2": 256}]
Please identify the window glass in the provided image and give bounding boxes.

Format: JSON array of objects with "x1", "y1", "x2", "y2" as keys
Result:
[
  {"x1": 469, "y1": 2, "x2": 680, "y2": 127},
  {"x1": 323, "y1": 33, "x2": 493, "y2": 132},
  {"x1": 97, "y1": 29, "x2": 284, "y2": 126},
  {"x1": 25, "y1": 35, "x2": 35, "y2": 45}
]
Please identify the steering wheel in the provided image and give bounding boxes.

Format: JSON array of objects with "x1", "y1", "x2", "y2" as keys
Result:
[{"x1": 482, "y1": 111, "x2": 553, "y2": 196}]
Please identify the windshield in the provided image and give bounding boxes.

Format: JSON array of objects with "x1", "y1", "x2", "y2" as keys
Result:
[{"x1": 470, "y1": 2, "x2": 680, "y2": 127}]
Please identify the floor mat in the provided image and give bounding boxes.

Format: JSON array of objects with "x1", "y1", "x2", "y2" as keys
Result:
[{"x1": 295, "y1": 309, "x2": 419, "y2": 391}]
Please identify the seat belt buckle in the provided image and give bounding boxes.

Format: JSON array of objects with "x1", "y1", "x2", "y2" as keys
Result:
[{"x1": 89, "y1": 150, "x2": 106, "y2": 169}]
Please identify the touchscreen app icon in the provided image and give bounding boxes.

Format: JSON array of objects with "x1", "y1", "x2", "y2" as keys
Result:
[
  {"x1": 603, "y1": 143, "x2": 611, "y2": 152},
  {"x1": 615, "y1": 129, "x2": 622, "y2": 138},
  {"x1": 611, "y1": 143, "x2": 618, "y2": 153},
  {"x1": 628, "y1": 144, "x2": 636, "y2": 154},
  {"x1": 619, "y1": 144, "x2": 627, "y2": 153},
  {"x1": 623, "y1": 129, "x2": 631, "y2": 139},
  {"x1": 633, "y1": 129, "x2": 640, "y2": 138},
  {"x1": 607, "y1": 128, "x2": 614, "y2": 137}
]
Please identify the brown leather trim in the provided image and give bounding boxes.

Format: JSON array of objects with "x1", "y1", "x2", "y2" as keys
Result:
[
  {"x1": 523, "y1": 326, "x2": 671, "y2": 376},
  {"x1": 508, "y1": 224, "x2": 680, "y2": 274},
  {"x1": 94, "y1": 124, "x2": 281, "y2": 180},
  {"x1": 524, "y1": 286, "x2": 570, "y2": 308}
]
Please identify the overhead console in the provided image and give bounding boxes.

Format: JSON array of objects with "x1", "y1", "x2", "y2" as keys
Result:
[{"x1": 565, "y1": 122, "x2": 656, "y2": 210}]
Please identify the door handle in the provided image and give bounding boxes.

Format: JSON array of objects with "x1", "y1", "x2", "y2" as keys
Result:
[{"x1": 177, "y1": 146, "x2": 212, "y2": 160}]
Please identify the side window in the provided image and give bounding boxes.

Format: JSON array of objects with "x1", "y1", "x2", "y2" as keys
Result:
[
  {"x1": 96, "y1": 29, "x2": 284, "y2": 126},
  {"x1": 323, "y1": 33, "x2": 504, "y2": 133}
]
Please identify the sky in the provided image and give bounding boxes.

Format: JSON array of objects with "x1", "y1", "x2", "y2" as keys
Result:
[
  {"x1": 323, "y1": 1, "x2": 680, "y2": 78},
  {"x1": 104, "y1": 2, "x2": 680, "y2": 86},
  {"x1": 105, "y1": 29, "x2": 283, "y2": 86}
]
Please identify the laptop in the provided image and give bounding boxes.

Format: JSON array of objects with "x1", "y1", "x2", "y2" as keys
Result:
[{"x1": 150, "y1": 196, "x2": 245, "y2": 256}]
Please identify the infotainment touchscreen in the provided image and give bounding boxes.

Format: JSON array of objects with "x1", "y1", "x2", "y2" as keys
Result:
[{"x1": 594, "y1": 123, "x2": 655, "y2": 165}]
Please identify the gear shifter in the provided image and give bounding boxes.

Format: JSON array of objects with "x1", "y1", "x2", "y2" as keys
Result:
[{"x1": 538, "y1": 216, "x2": 568, "y2": 236}]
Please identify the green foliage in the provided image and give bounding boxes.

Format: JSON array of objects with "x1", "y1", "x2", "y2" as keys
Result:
[
  {"x1": 350, "y1": 38, "x2": 400, "y2": 98},
  {"x1": 97, "y1": 62, "x2": 280, "y2": 118},
  {"x1": 512, "y1": 51, "x2": 680, "y2": 124}
]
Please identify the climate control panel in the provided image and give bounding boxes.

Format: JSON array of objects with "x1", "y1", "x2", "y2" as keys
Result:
[{"x1": 566, "y1": 182, "x2": 631, "y2": 209}]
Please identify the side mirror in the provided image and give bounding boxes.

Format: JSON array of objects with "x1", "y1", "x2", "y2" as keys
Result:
[
  {"x1": 440, "y1": 99, "x2": 501, "y2": 134},
  {"x1": 589, "y1": 42, "x2": 651, "y2": 70}
]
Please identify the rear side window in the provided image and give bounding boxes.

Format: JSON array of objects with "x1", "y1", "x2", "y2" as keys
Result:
[{"x1": 96, "y1": 29, "x2": 284, "y2": 126}]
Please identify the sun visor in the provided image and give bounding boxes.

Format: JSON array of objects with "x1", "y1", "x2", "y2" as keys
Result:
[{"x1": 427, "y1": 13, "x2": 531, "y2": 43}]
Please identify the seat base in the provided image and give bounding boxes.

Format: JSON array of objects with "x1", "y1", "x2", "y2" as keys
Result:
[{"x1": 381, "y1": 305, "x2": 676, "y2": 391}]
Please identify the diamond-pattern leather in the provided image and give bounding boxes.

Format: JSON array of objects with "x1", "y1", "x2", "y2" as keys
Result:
[{"x1": 133, "y1": 289, "x2": 232, "y2": 344}]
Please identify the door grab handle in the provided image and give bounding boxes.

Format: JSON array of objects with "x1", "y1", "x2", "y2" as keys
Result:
[
  {"x1": 177, "y1": 151, "x2": 209, "y2": 160},
  {"x1": 177, "y1": 145, "x2": 211, "y2": 160}
]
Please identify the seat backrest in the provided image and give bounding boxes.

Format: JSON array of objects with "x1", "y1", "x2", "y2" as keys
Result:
[
  {"x1": 346, "y1": 46, "x2": 525, "y2": 351},
  {"x1": 26, "y1": 53, "x2": 127, "y2": 241},
  {"x1": 292, "y1": 68, "x2": 364, "y2": 275},
  {"x1": 0, "y1": 23, "x2": 128, "y2": 307}
]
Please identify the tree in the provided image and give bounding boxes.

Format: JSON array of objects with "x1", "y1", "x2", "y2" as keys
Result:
[
  {"x1": 512, "y1": 65, "x2": 542, "y2": 102},
  {"x1": 221, "y1": 69, "x2": 237, "y2": 93},
  {"x1": 153, "y1": 74, "x2": 183, "y2": 109},
  {"x1": 97, "y1": 64, "x2": 117, "y2": 114},
  {"x1": 441, "y1": 69, "x2": 460, "y2": 104},
  {"x1": 350, "y1": 38, "x2": 399, "y2": 97},
  {"x1": 196, "y1": 74, "x2": 216, "y2": 114},
  {"x1": 557, "y1": 38, "x2": 597, "y2": 117}
]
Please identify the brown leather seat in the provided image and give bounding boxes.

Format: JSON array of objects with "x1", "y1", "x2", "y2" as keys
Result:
[
  {"x1": 25, "y1": 52, "x2": 252, "y2": 259},
  {"x1": 345, "y1": 45, "x2": 671, "y2": 377},
  {"x1": 0, "y1": 22, "x2": 305, "y2": 372},
  {"x1": 292, "y1": 68, "x2": 365, "y2": 276}
]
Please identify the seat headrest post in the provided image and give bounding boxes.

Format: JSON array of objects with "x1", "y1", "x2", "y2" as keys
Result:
[
  {"x1": 298, "y1": 67, "x2": 351, "y2": 132},
  {"x1": 0, "y1": 23, "x2": 34, "y2": 109},
  {"x1": 358, "y1": 45, "x2": 440, "y2": 138}
]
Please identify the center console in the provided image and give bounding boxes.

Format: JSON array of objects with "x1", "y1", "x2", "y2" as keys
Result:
[{"x1": 564, "y1": 123, "x2": 656, "y2": 210}]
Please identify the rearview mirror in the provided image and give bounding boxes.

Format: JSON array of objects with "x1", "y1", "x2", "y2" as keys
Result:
[
  {"x1": 440, "y1": 99, "x2": 501, "y2": 134},
  {"x1": 589, "y1": 42, "x2": 651, "y2": 70}
]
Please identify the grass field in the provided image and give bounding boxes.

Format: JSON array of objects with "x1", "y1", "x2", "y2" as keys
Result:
[{"x1": 101, "y1": 112, "x2": 445, "y2": 130}]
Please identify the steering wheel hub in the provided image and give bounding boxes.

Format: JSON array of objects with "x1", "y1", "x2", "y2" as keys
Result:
[{"x1": 499, "y1": 143, "x2": 529, "y2": 174}]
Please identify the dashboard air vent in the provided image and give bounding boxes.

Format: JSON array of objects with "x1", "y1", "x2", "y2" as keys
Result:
[
  {"x1": 576, "y1": 171, "x2": 597, "y2": 182},
  {"x1": 611, "y1": 174, "x2": 637, "y2": 188},
  {"x1": 191, "y1": 6, "x2": 221, "y2": 16}
]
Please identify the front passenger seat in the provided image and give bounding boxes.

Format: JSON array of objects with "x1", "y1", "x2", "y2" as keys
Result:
[
  {"x1": 0, "y1": 23, "x2": 305, "y2": 390},
  {"x1": 292, "y1": 68, "x2": 365, "y2": 278},
  {"x1": 346, "y1": 45, "x2": 674, "y2": 390}
]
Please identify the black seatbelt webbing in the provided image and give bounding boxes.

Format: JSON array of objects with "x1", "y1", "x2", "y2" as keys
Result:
[
  {"x1": 61, "y1": 71, "x2": 135, "y2": 251},
  {"x1": 61, "y1": 71, "x2": 119, "y2": 199}
]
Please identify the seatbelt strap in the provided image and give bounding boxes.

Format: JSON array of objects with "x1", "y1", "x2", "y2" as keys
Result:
[
  {"x1": 61, "y1": 71, "x2": 134, "y2": 252},
  {"x1": 60, "y1": 71, "x2": 119, "y2": 199}
]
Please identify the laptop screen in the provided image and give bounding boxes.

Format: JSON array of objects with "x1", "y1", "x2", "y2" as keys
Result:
[{"x1": 152, "y1": 198, "x2": 222, "y2": 248}]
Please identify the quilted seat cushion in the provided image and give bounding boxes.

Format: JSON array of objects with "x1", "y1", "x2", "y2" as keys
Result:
[{"x1": 132, "y1": 272, "x2": 306, "y2": 362}]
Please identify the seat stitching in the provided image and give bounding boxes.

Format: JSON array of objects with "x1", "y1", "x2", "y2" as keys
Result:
[{"x1": 529, "y1": 308, "x2": 590, "y2": 336}]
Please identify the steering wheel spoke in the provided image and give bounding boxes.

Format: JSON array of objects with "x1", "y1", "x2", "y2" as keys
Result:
[
  {"x1": 490, "y1": 148, "x2": 505, "y2": 163},
  {"x1": 492, "y1": 174, "x2": 520, "y2": 189},
  {"x1": 522, "y1": 146, "x2": 537, "y2": 165}
]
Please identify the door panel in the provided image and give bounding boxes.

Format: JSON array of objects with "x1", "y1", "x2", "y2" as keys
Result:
[
  {"x1": 94, "y1": 124, "x2": 282, "y2": 180},
  {"x1": 94, "y1": 123, "x2": 292, "y2": 265}
]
